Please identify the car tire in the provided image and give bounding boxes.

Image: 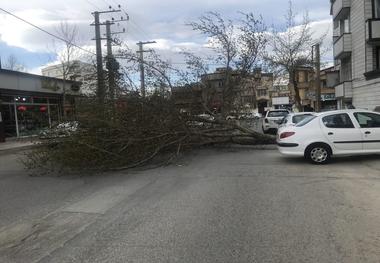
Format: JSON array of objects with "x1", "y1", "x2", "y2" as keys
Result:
[{"x1": 305, "y1": 143, "x2": 332, "y2": 165}]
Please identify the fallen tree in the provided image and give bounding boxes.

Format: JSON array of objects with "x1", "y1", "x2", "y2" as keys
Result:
[
  {"x1": 24, "y1": 95, "x2": 274, "y2": 173},
  {"x1": 24, "y1": 11, "x2": 276, "y2": 173}
]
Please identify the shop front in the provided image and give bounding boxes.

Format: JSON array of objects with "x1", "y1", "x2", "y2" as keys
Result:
[
  {"x1": 0, "y1": 93, "x2": 61, "y2": 137},
  {"x1": 0, "y1": 69, "x2": 81, "y2": 140}
]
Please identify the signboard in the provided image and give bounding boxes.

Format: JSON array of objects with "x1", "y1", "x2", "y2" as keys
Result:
[
  {"x1": 272, "y1": 97, "x2": 289, "y2": 105},
  {"x1": 321, "y1": 93, "x2": 336, "y2": 101},
  {"x1": 307, "y1": 92, "x2": 336, "y2": 101}
]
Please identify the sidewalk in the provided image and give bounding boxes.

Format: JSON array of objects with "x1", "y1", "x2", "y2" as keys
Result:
[{"x1": 0, "y1": 137, "x2": 38, "y2": 154}]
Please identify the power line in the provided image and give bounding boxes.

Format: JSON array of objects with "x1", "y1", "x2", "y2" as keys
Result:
[
  {"x1": 0, "y1": 7, "x2": 96, "y2": 55},
  {"x1": 85, "y1": 0, "x2": 102, "y2": 10},
  {"x1": 105, "y1": 0, "x2": 153, "y2": 40}
]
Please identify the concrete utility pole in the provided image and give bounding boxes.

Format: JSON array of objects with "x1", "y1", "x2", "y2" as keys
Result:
[
  {"x1": 105, "y1": 20, "x2": 125, "y2": 100},
  {"x1": 136, "y1": 41, "x2": 156, "y2": 97},
  {"x1": 91, "y1": 7, "x2": 126, "y2": 103},
  {"x1": 105, "y1": 21, "x2": 116, "y2": 100},
  {"x1": 93, "y1": 11, "x2": 105, "y2": 103},
  {"x1": 314, "y1": 43, "x2": 321, "y2": 112}
]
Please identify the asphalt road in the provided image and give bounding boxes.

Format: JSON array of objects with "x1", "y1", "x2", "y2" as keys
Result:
[{"x1": 1, "y1": 148, "x2": 380, "y2": 262}]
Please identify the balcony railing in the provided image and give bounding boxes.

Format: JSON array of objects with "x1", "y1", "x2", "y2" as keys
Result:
[
  {"x1": 333, "y1": 33, "x2": 352, "y2": 59},
  {"x1": 335, "y1": 81, "x2": 353, "y2": 98},
  {"x1": 366, "y1": 19, "x2": 380, "y2": 44},
  {"x1": 331, "y1": 0, "x2": 351, "y2": 20}
]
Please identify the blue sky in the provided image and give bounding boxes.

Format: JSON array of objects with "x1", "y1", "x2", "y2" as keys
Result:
[{"x1": 0, "y1": 0, "x2": 332, "y2": 73}]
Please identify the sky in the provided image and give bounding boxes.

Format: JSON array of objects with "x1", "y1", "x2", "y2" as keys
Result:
[{"x1": 0, "y1": 0, "x2": 333, "y2": 74}]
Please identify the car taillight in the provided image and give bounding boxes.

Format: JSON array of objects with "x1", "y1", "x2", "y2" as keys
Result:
[
  {"x1": 279, "y1": 132, "x2": 295, "y2": 139},
  {"x1": 264, "y1": 118, "x2": 269, "y2": 123}
]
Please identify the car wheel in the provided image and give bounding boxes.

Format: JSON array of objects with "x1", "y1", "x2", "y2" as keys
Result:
[{"x1": 305, "y1": 144, "x2": 331, "y2": 164}]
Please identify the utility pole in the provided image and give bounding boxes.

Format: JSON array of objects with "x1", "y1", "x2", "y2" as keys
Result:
[
  {"x1": 93, "y1": 11, "x2": 105, "y2": 104},
  {"x1": 91, "y1": 6, "x2": 126, "y2": 103},
  {"x1": 136, "y1": 41, "x2": 156, "y2": 97},
  {"x1": 314, "y1": 43, "x2": 321, "y2": 112},
  {"x1": 105, "y1": 20, "x2": 117, "y2": 100},
  {"x1": 105, "y1": 20, "x2": 126, "y2": 100}
]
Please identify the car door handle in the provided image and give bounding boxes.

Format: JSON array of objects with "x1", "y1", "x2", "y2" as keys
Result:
[
  {"x1": 365, "y1": 131, "x2": 371, "y2": 135},
  {"x1": 328, "y1": 132, "x2": 334, "y2": 135}
]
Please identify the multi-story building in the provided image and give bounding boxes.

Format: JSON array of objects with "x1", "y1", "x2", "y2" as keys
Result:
[
  {"x1": 42, "y1": 60, "x2": 96, "y2": 95},
  {"x1": 331, "y1": 0, "x2": 380, "y2": 110},
  {"x1": 171, "y1": 83, "x2": 203, "y2": 114},
  {"x1": 288, "y1": 66, "x2": 339, "y2": 111},
  {"x1": 200, "y1": 68, "x2": 274, "y2": 114},
  {"x1": 271, "y1": 77, "x2": 292, "y2": 110},
  {"x1": 319, "y1": 67, "x2": 339, "y2": 110},
  {"x1": 288, "y1": 67, "x2": 315, "y2": 109}
]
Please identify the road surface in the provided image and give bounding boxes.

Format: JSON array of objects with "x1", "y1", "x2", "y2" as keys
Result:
[{"x1": 1, "y1": 147, "x2": 380, "y2": 262}]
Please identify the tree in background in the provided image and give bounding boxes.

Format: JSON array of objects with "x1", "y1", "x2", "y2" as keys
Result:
[
  {"x1": 186, "y1": 12, "x2": 267, "y2": 115},
  {"x1": 265, "y1": 0, "x2": 315, "y2": 112},
  {"x1": 3, "y1": 54, "x2": 26, "y2": 72},
  {"x1": 52, "y1": 21, "x2": 80, "y2": 118}
]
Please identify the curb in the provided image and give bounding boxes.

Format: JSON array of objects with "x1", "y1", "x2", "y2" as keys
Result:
[
  {"x1": 0, "y1": 144, "x2": 38, "y2": 155},
  {"x1": 214, "y1": 144, "x2": 277, "y2": 151}
]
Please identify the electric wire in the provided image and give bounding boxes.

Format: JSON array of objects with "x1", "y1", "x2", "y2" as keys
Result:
[{"x1": 0, "y1": 7, "x2": 96, "y2": 55}]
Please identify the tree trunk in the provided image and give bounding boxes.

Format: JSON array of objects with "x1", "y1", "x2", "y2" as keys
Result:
[{"x1": 291, "y1": 70, "x2": 302, "y2": 112}]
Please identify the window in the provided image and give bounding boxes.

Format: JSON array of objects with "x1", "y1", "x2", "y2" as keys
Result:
[
  {"x1": 354, "y1": 112, "x2": 380, "y2": 128},
  {"x1": 322, "y1": 113, "x2": 355, "y2": 128},
  {"x1": 267, "y1": 111, "x2": 288, "y2": 118},
  {"x1": 376, "y1": 46, "x2": 380, "y2": 70},
  {"x1": 374, "y1": 0, "x2": 380, "y2": 18},
  {"x1": 292, "y1": 114, "x2": 314, "y2": 124},
  {"x1": 33, "y1": 97, "x2": 48, "y2": 104},
  {"x1": 339, "y1": 18, "x2": 350, "y2": 35},
  {"x1": 296, "y1": 116, "x2": 316, "y2": 127},
  {"x1": 257, "y1": 89, "x2": 267, "y2": 97},
  {"x1": 281, "y1": 116, "x2": 289, "y2": 125}
]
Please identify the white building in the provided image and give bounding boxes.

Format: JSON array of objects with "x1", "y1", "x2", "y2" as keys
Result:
[
  {"x1": 330, "y1": 0, "x2": 380, "y2": 110},
  {"x1": 331, "y1": 0, "x2": 380, "y2": 110},
  {"x1": 42, "y1": 60, "x2": 96, "y2": 95}
]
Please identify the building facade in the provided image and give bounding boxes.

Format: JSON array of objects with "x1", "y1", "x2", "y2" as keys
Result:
[
  {"x1": 200, "y1": 68, "x2": 274, "y2": 114},
  {"x1": 0, "y1": 69, "x2": 81, "y2": 139},
  {"x1": 331, "y1": 0, "x2": 380, "y2": 110},
  {"x1": 42, "y1": 60, "x2": 96, "y2": 95},
  {"x1": 271, "y1": 78, "x2": 292, "y2": 110},
  {"x1": 287, "y1": 67, "x2": 338, "y2": 111}
]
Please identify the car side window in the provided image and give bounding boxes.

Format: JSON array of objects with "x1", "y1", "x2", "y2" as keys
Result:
[
  {"x1": 322, "y1": 113, "x2": 355, "y2": 129},
  {"x1": 354, "y1": 112, "x2": 380, "y2": 128}
]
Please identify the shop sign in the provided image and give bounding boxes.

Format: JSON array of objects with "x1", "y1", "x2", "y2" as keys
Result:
[
  {"x1": 307, "y1": 92, "x2": 336, "y2": 101},
  {"x1": 321, "y1": 93, "x2": 336, "y2": 101},
  {"x1": 42, "y1": 78, "x2": 60, "y2": 92}
]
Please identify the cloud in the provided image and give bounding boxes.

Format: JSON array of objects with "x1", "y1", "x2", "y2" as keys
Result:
[{"x1": 0, "y1": 0, "x2": 333, "y2": 72}]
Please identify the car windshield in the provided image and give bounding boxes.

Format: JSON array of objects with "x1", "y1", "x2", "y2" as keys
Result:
[
  {"x1": 296, "y1": 115, "x2": 317, "y2": 127},
  {"x1": 292, "y1": 114, "x2": 313, "y2": 124},
  {"x1": 267, "y1": 111, "x2": 288, "y2": 117}
]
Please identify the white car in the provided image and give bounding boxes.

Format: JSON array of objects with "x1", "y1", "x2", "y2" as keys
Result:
[
  {"x1": 262, "y1": 109, "x2": 290, "y2": 134},
  {"x1": 278, "y1": 112, "x2": 315, "y2": 131},
  {"x1": 277, "y1": 109, "x2": 380, "y2": 164}
]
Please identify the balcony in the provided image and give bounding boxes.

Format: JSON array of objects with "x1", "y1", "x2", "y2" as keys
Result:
[
  {"x1": 366, "y1": 19, "x2": 380, "y2": 44},
  {"x1": 335, "y1": 81, "x2": 353, "y2": 98},
  {"x1": 333, "y1": 27, "x2": 340, "y2": 42},
  {"x1": 331, "y1": 0, "x2": 351, "y2": 20},
  {"x1": 333, "y1": 33, "x2": 352, "y2": 59}
]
